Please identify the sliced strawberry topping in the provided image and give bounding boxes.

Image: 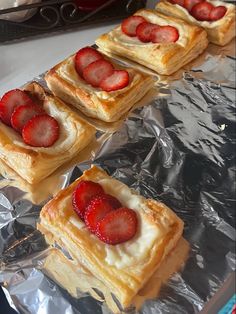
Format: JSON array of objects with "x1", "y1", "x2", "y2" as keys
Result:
[
  {"x1": 121, "y1": 15, "x2": 146, "y2": 37},
  {"x1": 151, "y1": 25, "x2": 179, "y2": 43},
  {"x1": 96, "y1": 207, "x2": 138, "y2": 245},
  {"x1": 22, "y1": 114, "x2": 59, "y2": 147},
  {"x1": 72, "y1": 180, "x2": 105, "y2": 220},
  {"x1": 99, "y1": 70, "x2": 129, "y2": 92},
  {"x1": 84, "y1": 194, "x2": 121, "y2": 233},
  {"x1": 191, "y1": 2, "x2": 214, "y2": 21},
  {"x1": 169, "y1": 0, "x2": 185, "y2": 6},
  {"x1": 136, "y1": 22, "x2": 157, "y2": 43},
  {"x1": 0, "y1": 89, "x2": 34, "y2": 126},
  {"x1": 184, "y1": 0, "x2": 203, "y2": 11},
  {"x1": 83, "y1": 59, "x2": 114, "y2": 88},
  {"x1": 11, "y1": 104, "x2": 45, "y2": 133},
  {"x1": 209, "y1": 6, "x2": 227, "y2": 21},
  {"x1": 75, "y1": 47, "x2": 103, "y2": 76}
]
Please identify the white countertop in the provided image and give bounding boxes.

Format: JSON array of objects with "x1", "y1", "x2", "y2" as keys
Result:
[{"x1": 0, "y1": 0, "x2": 156, "y2": 95}]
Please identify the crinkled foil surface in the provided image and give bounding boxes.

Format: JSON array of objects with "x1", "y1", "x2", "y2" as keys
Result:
[{"x1": 0, "y1": 37, "x2": 235, "y2": 313}]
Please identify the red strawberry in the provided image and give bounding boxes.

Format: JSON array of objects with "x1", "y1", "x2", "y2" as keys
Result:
[
  {"x1": 22, "y1": 114, "x2": 59, "y2": 147},
  {"x1": 0, "y1": 89, "x2": 34, "y2": 126},
  {"x1": 184, "y1": 0, "x2": 203, "y2": 11},
  {"x1": 121, "y1": 15, "x2": 146, "y2": 37},
  {"x1": 151, "y1": 25, "x2": 179, "y2": 43},
  {"x1": 209, "y1": 6, "x2": 227, "y2": 21},
  {"x1": 191, "y1": 2, "x2": 214, "y2": 21},
  {"x1": 84, "y1": 194, "x2": 121, "y2": 233},
  {"x1": 99, "y1": 70, "x2": 129, "y2": 92},
  {"x1": 11, "y1": 104, "x2": 45, "y2": 133},
  {"x1": 96, "y1": 207, "x2": 138, "y2": 245},
  {"x1": 169, "y1": 0, "x2": 185, "y2": 6},
  {"x1": 72, "y1": 180, "x2": 105, "y2": 220},
  {"x1": 83, "y1": 59, "x2": 114, "y2": 87},
  {"x1": 75, "y1": 47, "x2": 103, "y2": 76},
  {"x1": 136, "y1": 22, "x2": 157, "y2": 43}
]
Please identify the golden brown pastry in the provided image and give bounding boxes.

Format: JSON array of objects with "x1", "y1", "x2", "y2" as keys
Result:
[
  {"x1": 0, "y1": 82, "x2": 95, "y2": 184},
  {"x1": 155, "y1": 0, "x2": 236, "y2": 46},
  {"x1": 43, "y1": 237, "x2": 189, "y2": 313},
  {"x1": 45, "y1": 51, "x2": 154, "y2": 122},
  {"x1": 96, "y1": 9, "x2": 208, "y2": 75},
  {"x1": 38, "y1": 165, "x2": 184, "y2": 310}
]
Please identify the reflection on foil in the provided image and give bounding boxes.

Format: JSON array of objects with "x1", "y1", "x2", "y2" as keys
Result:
[{"x1": 0, "y1": 38, "x2": 235, "y2": 314}]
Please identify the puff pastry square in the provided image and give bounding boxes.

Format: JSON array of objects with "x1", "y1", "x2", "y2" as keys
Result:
[
  {"x1": 96, "y1": 9, "x2": 208, "y2": 75},
  {"x1": 155, "y1": 0, "x2": 236, "y2": 46},
  {"x1": 0, "y1": 82, "x2": 95, "y2": 184},
  {"x1": 37, "y1": 165, "x2": 184, "y2": 310},
  {"x1": 45, "y1": 52, "x2": 154, "y2": 123}
]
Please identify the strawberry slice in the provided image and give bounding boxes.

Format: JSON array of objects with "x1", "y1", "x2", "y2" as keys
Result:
[
  {"x1": 151, "y1": 25, "x2": 179, "y2": 43},
  {"x1": 184, "y1": 0, "x2": 203, "y2": 11},
  {"x1": 83, "y1": 59, "x2": 114, "y2": 87},
  {"x1": 11, "y1": 104, "x2": 45, "y2": 133},
  {"x1": 84, "y1": 194, "x2": 121, "y2": 233},
  {"x1": 99, "y1": 70, "x2": 129, "y2": 92},
  {"x1": 0, "y1": 89, "x2": 34, "y2": 126},
  {"x1": 22, "y1": 114, "x2": 59, "y2": 147},
  {"x1": 121, "y1": 15, "x2": 146, "y2": 37},
  {"x1": 169, "y1": 0, "x2": 185, "y2": 6},
  {"x1": 72, "y1": 180, "x2": 105, "y2": 220},
  {"x1": 96, "y1": 207, "x2": 138, "y2": 245},
  {"x1": 75, "y1": 47, "x2": 104, "y2": 76},
  {"x1": 209, "y1": 6, "x2": 227, "y2": 21},
  {"x1": 136, "y1": 22, "x2": 157, "y2": 43},
  {"x1": 191, "y1": 2, "x2": 214, "y2": 21}
]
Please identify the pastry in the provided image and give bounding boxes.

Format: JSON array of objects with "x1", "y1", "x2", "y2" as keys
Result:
[
  {"x1": 155, "y1": 0, "x2": 236, "y2": 46},
  {"x1": 0, "y1": 82, "x2": 95, "y2": 184},
  {"x1": 96, "y1": 9, "x2": 208, "y2": 75},
  {"x1": 45, "y1": 47, "x2": 154, "y2": 122},
  {"x1": 43, "y1": 237, "x2": 189, "y2": 313},
  {"x1": 37, "y1": 165, "x2": 184, "y2": 310}
]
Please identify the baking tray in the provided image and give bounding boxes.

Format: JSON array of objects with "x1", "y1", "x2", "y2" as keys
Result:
[{"x1": 0, "y1": 24, "x2": 235, "y2": 314}]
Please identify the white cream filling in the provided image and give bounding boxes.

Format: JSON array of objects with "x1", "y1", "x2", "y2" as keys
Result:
[
  {"x1": 171, "y1": 0, "x2": 234, "y2": 28},
  {"x1": 0, "y1": 99, "x2": 79, "y2": 155},
  {"x1": 110, "y1": 11, "x2": 189, "y2": 48},
  {"x1": 68, "y1": 176, "x2": 171, "y2": 269},
  {"x1": 56, "y1": 56, "x2": 141, "y2": 101}
]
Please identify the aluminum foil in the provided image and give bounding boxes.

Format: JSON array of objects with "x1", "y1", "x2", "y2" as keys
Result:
[{"x1": 0, "y1": 37, "x2": 235, "y2": 314}]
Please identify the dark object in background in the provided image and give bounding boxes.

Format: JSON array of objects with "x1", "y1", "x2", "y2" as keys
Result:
[
  {"x1": 0, "y1": 0, "x2": 146, "y2": 43},
  {"x1": 74, "y1": 0, "x2": 111, "y2": 11},
  {"x1": 0, "y1": 287, "x2": 17, "y2": 314}
]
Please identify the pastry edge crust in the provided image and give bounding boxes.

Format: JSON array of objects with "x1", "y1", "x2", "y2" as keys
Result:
[
  {"x1": 38, "y1": 165, "x2": 184, "y2": 308},
  {"x1": 45, "y1": 57, "x2": 154, "y2": 123},
  {"x1": 95, "y1": 9, "x2": 209, "y2": 75},
  {"x1": 155, "y1": 1, "x2": 236, "y2": 46},
  {"x1": 0, "y1": 82, "x2": 96, "y2": 184}
]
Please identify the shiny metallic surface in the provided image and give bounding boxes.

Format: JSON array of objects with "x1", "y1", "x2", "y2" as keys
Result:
[{"x1": 0, "y1": 39, "x2": 235, "y2": 313}]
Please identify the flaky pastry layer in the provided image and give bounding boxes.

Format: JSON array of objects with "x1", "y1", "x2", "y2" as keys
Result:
[
  {"x1": 38, "y1": 165, "x2": 184, "y2": 308},
  {"x1": 43, "y1": 237, "x2": 189, "y2": 314},
  {"x1": 45, "y1": 54, "x2": 154, "y2": 122},
  {"x1": 0, "y1": 82, "x2": 95, "y2": 184},
  {"x1": 155, "y1": 0, "x2": 236, "y2": 46},
  {"x1": 96, "y1": 9, "x2": 208, "y2": 75}
]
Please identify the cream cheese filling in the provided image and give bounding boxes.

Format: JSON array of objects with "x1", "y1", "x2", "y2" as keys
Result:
[
  {"x1": 171, "y1": 0, "x2": 234, "y2": 28},
  {"x1": 109, "y1": 11, "x2": 189, "y2": 47},
  {"x1": 56, "y1": 56, "x2": 141, "y2": 101},
  {"x1": 68, "y1": 176, "x2": 172, "y2": 269}
]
